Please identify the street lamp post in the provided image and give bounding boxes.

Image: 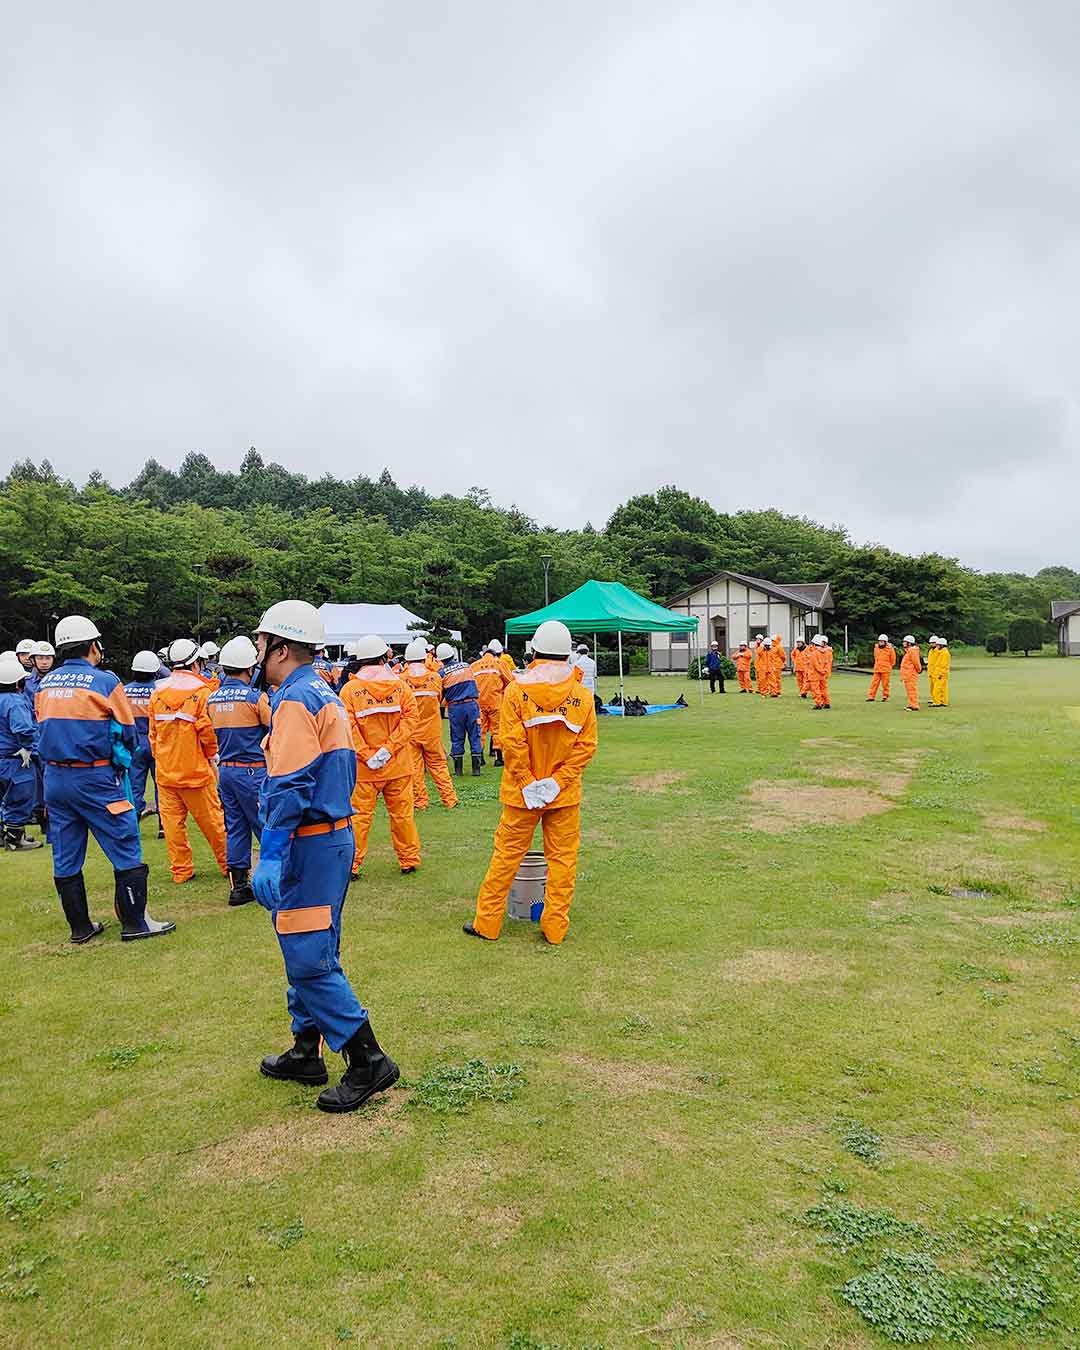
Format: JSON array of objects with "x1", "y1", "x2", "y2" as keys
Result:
[
  {"x1": 193, "y1": 564, "x2": 205, "y2": 642},
  {"x1": 541, "y1": 555, "x2": 553, "y2": 607}
]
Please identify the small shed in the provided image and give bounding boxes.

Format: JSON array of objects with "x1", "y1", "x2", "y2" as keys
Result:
[
  {"x1": 652, "y1": 570, "x2": 834, "y2": 672},
  {"x1": 1051, "y1": 600, "x2": 1080, "y2": 655}
]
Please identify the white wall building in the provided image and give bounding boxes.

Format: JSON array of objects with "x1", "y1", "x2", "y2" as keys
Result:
[
  {"x1": 1052, "y1": 601, "x2": 1080, "y2": 655},
  {"x1": 650, "y1": 570, "x2": 834, "y2": 673}
]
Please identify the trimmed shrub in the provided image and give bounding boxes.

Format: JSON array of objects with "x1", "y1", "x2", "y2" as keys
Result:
[{"x1": 985, "y1": 633, "x2": 1006, "y2": 656}]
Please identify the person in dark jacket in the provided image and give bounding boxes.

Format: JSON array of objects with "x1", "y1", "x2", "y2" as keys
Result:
[{"x1": 705, "y1": 642, "x2": 726, "y2": 694}]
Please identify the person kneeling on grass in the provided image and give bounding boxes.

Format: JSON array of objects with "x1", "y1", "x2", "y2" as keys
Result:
[{"x1": 464, "y1": 620, "x2": 598, "y2": 947}]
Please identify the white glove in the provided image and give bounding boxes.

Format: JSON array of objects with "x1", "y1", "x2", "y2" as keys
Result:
[
  {"x1": 366, "y1": 747, "x2": 392, "y2": 771},
  {"x1": 16, "y1": 749, "x2": 32, "y2": 770},
  {"x1": 536, "y1": 777, "x2": 561, "y2": 805},
  {"x1": 521, "y1": 780, "x2": 546, "y2": 810}
]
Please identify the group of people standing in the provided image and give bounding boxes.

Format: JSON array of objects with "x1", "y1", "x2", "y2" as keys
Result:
[
  {"x1": 866, "y1": 634, "x2": 950, "y2": 710},
  {"x1": 0, "y1": 604, "x2": 598, "y2": 1114}
]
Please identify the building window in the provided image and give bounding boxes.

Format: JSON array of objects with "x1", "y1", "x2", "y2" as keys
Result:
[
  {"x1": 749, "y1": 626, "x2": 768, "y2": 641},
  {"x1": 671, "y1": 631, "x2": 689, "y2": 645}
]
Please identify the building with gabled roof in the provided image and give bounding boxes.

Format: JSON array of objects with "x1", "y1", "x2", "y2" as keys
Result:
[
  {"x1": 1051, "y1": 600, "x2": 1080, "y2": 655},
  {"x1": 651, "y1": 570, "x2": 834, "y2": 672}
]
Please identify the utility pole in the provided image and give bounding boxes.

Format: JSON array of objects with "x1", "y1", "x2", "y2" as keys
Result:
[
  {"x1": 541, "y1": 555, "x2": 553, "y2": 607},
  {"x1": 193, "y1": 563, "x2": 205, "y2": 642}
]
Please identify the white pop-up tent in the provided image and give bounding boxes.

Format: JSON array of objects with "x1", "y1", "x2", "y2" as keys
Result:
[{"x1": 317, "y1": 603, "x2": 460, "y2": 649}]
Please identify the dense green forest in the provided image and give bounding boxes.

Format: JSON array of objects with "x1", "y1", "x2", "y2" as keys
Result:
[{"x1": 0, "y1": 451, "x2": 1071, "y2": 654}]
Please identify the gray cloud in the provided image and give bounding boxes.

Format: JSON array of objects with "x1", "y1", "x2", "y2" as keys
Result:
[{"x1": 2, "y1": 0, "x2": 1078, "y2": 571}]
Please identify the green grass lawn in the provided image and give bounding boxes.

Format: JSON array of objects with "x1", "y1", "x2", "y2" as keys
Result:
[{"x1": 3, "y1": 650, "x2": 1080, "y2": 1347}]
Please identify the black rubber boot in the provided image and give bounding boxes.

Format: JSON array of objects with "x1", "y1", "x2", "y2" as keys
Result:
[
  {"x1": 114, "y1": 863, "x2": 176, "y2": 941},
  {"x1": 4, "y1": 825, "x2": 42, "y2": 852},
  {"x1": 493, "y1": 749, "x2": 504, "y2": 767},
  {"x1": 228, "y1": 867, "x2": 255, "y2": 907},
  {"x1": 317, "y1": 1020, "x2": 399, "y2": 1113},
  {"x1": 453, "y1": 755, "x2": 464, "y2": 777},
  {"x1": 55, "y1": 872, "x2": 105, "y2": 945},
  {"x1": 471, "y1": 753, "x2": 482, "y2": 777},
  {"x1": 260, "y1": 1026, "x2": 328, "y2": 1085}
]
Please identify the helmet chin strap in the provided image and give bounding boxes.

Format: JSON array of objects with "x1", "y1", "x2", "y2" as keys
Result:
[{"x1": 254, "y1": 638, "x2": 285, "y2": 692}]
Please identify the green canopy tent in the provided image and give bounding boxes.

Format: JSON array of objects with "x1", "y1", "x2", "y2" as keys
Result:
[{"x1": 504, "y1": 580, "x2": 701, "y2": 705}]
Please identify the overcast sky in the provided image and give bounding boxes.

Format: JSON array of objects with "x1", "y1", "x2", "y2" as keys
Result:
[{"x1": 3, "y1": 2, "x2": 1077, "y2": 572}]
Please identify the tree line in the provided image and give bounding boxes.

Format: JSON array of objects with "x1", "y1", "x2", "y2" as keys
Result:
[{"x1": 0, "y1": 454, "x2": 1069, "y2": 656}]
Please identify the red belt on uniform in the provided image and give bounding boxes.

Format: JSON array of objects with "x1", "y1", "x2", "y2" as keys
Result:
[
  {"x1": 47, "y1": 759, "x2": 110, "y2": 768},
  {"x1": 293, "y1": 817, "x2": 352, "y2": 838},
  {"x1": 219, "y1": 760, "x2": 264, "y2": 768}
]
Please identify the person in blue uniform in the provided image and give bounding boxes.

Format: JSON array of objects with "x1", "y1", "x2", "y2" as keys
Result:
[
  {"x1": 23, "y1": 641, "x2": 54, "y2": 831},
  {"x1": 0, "y1": 654, "x2": 43, "y2": 853},
  {"x1": 207, "y1": 636, "x2": 271, "y2": 906},
  {"x1": 252, "y1": 599, "x2": 399, "y2": 1114},
  {"x1": 123, "y1": 650, "x2": 162, "y2": 819},
  {"x1": 436, "y1": 642, "x2": 482, "y2": 777},
  {"x1": 36, "y1": 615, "x2": 175, "y2": 945}
]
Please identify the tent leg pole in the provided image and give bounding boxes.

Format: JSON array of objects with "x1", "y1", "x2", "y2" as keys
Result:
[
  {"x1": 593, "y1": 632, "x2": 598, "y2": 704},
  {"x1": 618, "y1": 630, "x2": 624, "y2": 706},
  {"x1": 698, "y1": 634, "x2": 704, "y2": 706}
]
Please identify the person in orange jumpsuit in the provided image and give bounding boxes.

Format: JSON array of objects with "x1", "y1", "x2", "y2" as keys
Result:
[
  {"x1": 401, "y1": 638, "x2": 457, "y2": 811},
  {"x1": 734, "y1": 643, "x2": 753, "y2": 693},
  {"x1": 807, "y1": 634, "x2": 832, "y2": 710},
  {"x1": 757, "y1": 639, "x2": 775, "y2": 697},
  {"x1": 751, "y1": 637, "x2": 765, "y2": 694},
  {"x1": 770, "y1": 634, "x2": 785, "y2": 696},
  {"x1": 900, "y1": 636, "x2": 922, "y2": 711},
  {"x1": 790, "y1": 639, "x2": 809, "y2": 697},
  {"x1": 340, "y1": 634, "x2": 421, "y2": 877},
  {"x1": 465, "y1": 620, "x2": 597, "y2": 947},
  {"x1": 472, "y1": 642, "x2": 512, "y2": 766},
  {"x1": 149, "y1": 637, "x2": 228, "y2": 883},
  {"x1": 867, "y1": 634, "x2": 896, "y2": 702}
]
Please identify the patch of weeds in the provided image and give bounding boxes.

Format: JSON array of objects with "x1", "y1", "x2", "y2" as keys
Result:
[
  {"x1": 263, "y1": 1216, "x2": 305, "y2": 1251},
  {"x1": 171, "y1": 1262, "x2": 210, "y2": 1301},
  {"x1": 949, "y1": 961, "x2": 1011, "y2": 984},
  {"x1": 799, "y1": 1200, "x2": 938, "y2": 1255},
  {"x1": 909, "y1": 794, "x2": 950, "y2": 810},
  {"x1": 408, "y1": 1060, "x2": 524, "y2": 1114},
  {"x1": 980, "y1": 988, "x2": 1008, "y2": 1007},
  {"x1": 1061, "y1": 893, "x2": 1080, "y2": 910},
  {"x1": 1005, "y1": 922, "x2": 1078, "y2": 950},
  {"x1": 616, "y1": 1013, "x2": 653, "y2": 1038},
  {"x1": 692, "y1": 1071, "x2": 728, "y2": 1088},
  {"x1": 0, "y1": 1250, "x2": 50, "y2": 1301},
  {"x1": 0, "y1": 1164, "x2": 74, "y2": 1226},
  {"x1": 955, "y1": 875, "x2": 1013, "y2": 897},
  {"x1": 927, "y1": 885, "x2": 952, "y2": 897},
  {"x1": 517, "y1": 1028, "x2": 553, "y2": 1049},
  {"x1": 800, "y1": 1194, "x2": 1080, "y2": 1344},
  {"x1": 336, "y1": 1329, "x2": 354, "y2": 1342},
  {"x1": 921, "y1": 762, "x2": 988, "y2": 786},
  {"x1": 453, "y1": 782, "x2": 501, "y2": 806},
  {"x1": 94, "y1": 1040, "x2": 179, "y2": 1071},
  {"x1": 834, "y1": 1117, "x2": 883, "y2": 1168},
  {"x1": 841, "y1": 1060, "x2": 893, "y2": 1092},
  {"x1": 0, "y1": 998, "x2": 13, "y2": 1017},
  {"x1": 823, "y1": 1173, "x2": 849, "y2": 1195}
]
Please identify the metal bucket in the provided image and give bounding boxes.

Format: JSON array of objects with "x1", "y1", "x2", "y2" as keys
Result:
[{"x1": 507, "y1": 851, "x2": 547, "y2": 922}]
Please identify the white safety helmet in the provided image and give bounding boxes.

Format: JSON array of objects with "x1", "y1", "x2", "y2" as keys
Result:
[
  {"x1": 938, "y1": 637, "x2": 948, "y2": 647},
  {"x1": 131, "y1": 650, "x2": 161, "y2": 675},
  {"x1": 878, "y1": 634, "x2": 889, "y2": 643},
  {"x1": 199, "y1": 641, "x2": 220, "y2": 659},
  {"x1": 488, "y1": 639, "x2": 504, "y2": 654},
  {"x1": 812, "y1": 634, "x2": 827, "y2": 646},
  {"x1": 254, "y1": 600, "x2": 325, "y2": 647},
  {"x1": 15, "y1": 639, "x2": 36, "y2": 655},
  {"x1": 33, "y1": 641, "x2": 55, "y2": 657},
  {"x1": 168, "y1": 637, "x2": 201, "y2": 669},
  {"x1": 54, "y1": 615, "x2": 102, "y2": 647},
  {"x1": 404, "y1": 638, "x2": 427, "y2": 662},
  {"x1": 0, "y1": 655, "x2": 27, "y2": 685},
  {"x1": 353, "y1": 634, "x2": 389, "y2": 662},
  {"x1": 710, "y1": 641, "x2": 719, "y2": 648},
  {"x1": 762, "y1": 638, "x2": 772, "y2": 648},
  {"x1": 219, "y1": 636, "x2": 259, "y2": 670},
  {"x1": 435, "y1": 643, "x2": 456, "y2": 661},
  {"x1": 531, "y1": 620, "x2": 573, "y2": 658},
  {"x1": 0, "y1": 651, "x2": 15, "y2": 661},
  {"x1": 903, "y1": 635, "x2": 915, "y2": 645},
  {"x1": 158, "y1": 646, "x2": 168, "y2": 659}
]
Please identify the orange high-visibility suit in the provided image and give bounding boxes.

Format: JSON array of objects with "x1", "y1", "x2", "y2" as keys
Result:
[
  {"x1": 868, "y1": 643, "x2": 896, "y2": 702},
  {"x1": 472, "y1": 652, "x2": 512, "y2": 751},
  {"x1": 734, "y1": 646, "x2": 753, "y2": 691},
  {"x1": 757, "y1": 645, "x2": 776, "y2": 697},
  {"x1": 770, "y1": 636, "x2": 785, "y2": 696},
  {"x1": 752, "y1": 640, "x2": 765, "y2": 694},
  {"x1": 341, "y1": 666, "x2": 421, "y2": 872},
  {"x1": 929, "y1": 645, "x2": 950, "y2": 706},
  {"x1": 900, "y1": 644, "x2": 922, "y2": 710},
  {"x1": 471, "y1": 660, "x2": 598, "y2": 945},
  {"x1": 790, "y1": 643, "x2": 810, "y2": 696},
  {"x1": 808, "y1": 644, "x2": 832, "y2": 708},
  {"x1": 402, "y1": 660, "x2": 458, "y2": 810},
  {"x1": 149, "y1": 672, "x2": 228, "y2": 883}
]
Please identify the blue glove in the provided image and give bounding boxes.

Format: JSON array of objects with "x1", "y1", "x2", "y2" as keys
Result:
[{"x1": 252, "y1": 827, "x2": 291, "y2": 910}]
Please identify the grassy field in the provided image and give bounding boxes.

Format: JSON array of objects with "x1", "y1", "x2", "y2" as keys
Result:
[{"x1": 2, "y1": 650, "x2": 1080, "y2": 1347}]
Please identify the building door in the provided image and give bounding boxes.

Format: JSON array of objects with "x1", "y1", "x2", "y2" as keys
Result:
[{"x1": 712, "y1": 617, "x2": 726, "y2": 652}]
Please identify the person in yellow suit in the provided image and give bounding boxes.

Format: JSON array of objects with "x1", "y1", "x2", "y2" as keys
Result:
[
  {"x1": 770, "y1": 634, "x2": 785, "y2": 696},
  {"x1": 465, "y1": 620, "x2": 597, "y2": 947},
  {"x1": 928, "y1": 636, "x2": 951, "y2": 707},
  {"x1": 149, "y1": 638, "x2": 228, "y2": 884},
  {"x1": 401, "y1": 638, "x2": 457, "y2": 810},
  {"x1": 340, "y1": 634, "x2": 421, "y2": 877},
  {"x1": 472, "y1": 642, "x2": 512, "y2": 766},
  {"x1": 900, "y1": 635, "x2": 922, "y2": 711}
]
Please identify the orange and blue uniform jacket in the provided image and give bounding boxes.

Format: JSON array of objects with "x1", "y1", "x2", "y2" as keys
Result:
[
  {"x1": 0, "y1": 691, "x2": 39, "y2": 828},
  {"x1": 208, "y1": 676, "x2": 271, "y2": 870},
  {"x1": 36, "y1": 660, "x2": 142, "y2": 876},
  {"x1": 123, "y1": 676, "x2": 158, "y2": 815},
  {"x1": 256, "y1": 665, "x2": 366, "y2": 1052}
]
